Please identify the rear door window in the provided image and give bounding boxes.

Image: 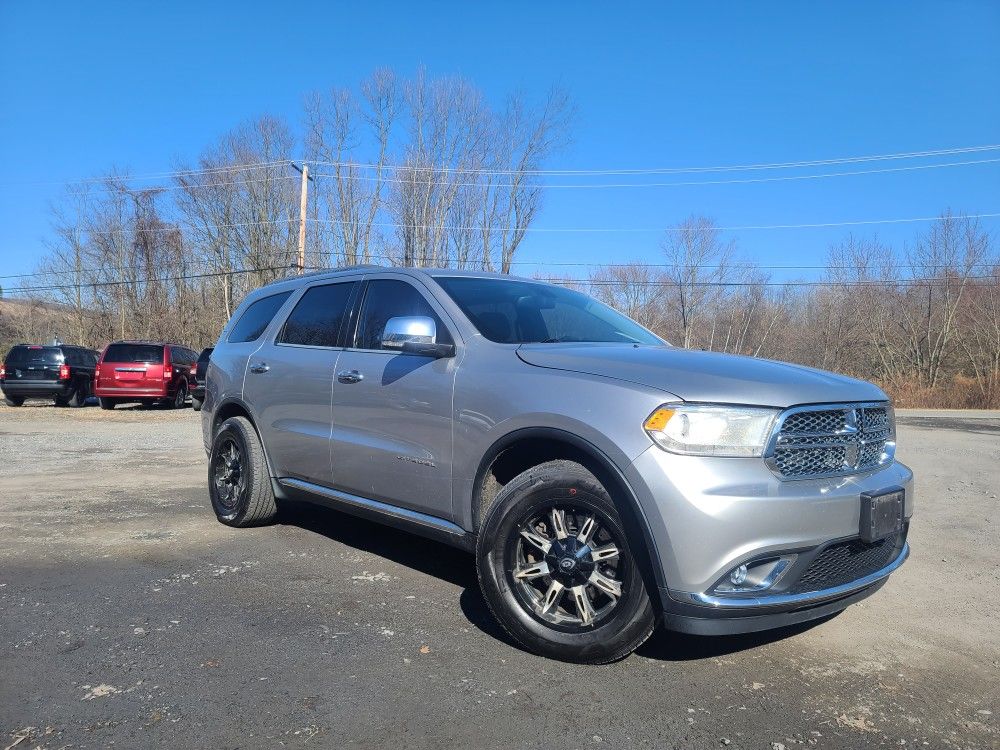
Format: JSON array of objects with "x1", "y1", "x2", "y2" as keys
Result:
[
  {"x1": 102, "y1": 344, "x2": 164, "y2": 363},
  {"x1": 277, "y1": 282, "x2": 358, "y2": 348},
  {"x1": 228, "y1": 291, "x2": 293, "y2": 344}
]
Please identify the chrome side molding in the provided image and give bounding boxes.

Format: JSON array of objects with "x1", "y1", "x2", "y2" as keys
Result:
[{"x1": 278, "y1": 477, "x2": 466, "y2": 537}]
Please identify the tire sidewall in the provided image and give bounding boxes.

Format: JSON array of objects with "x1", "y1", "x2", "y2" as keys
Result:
[
  {"x1": 477, "y1": 467, "x2": 655, "y2": 663},
  {"x1": 208, "y1": 419, "x2": 258, "y2": 526}
]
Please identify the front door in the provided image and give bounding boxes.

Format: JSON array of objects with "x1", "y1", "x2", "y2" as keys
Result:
[
  {"x1": 330, "y1": 277, "x2": 458, "y2": 520},
  {"x1": 244, "y1": 279, "x2": 359, "y2": 486}
]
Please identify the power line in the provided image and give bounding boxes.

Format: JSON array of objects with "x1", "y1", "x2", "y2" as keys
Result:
[
  {"x1": 0, "y1": 160, "x2": 294, "y2": 189},
  {"x1": 304, "y1": 144, "x2": 1000, "y2": 176},
  {"x1": 4, "y1": 143, "x2": 999, "y2": 190},
  {"x1": 8, "y1": 209, "x2": 993, "y2": 249},
  {"x1": 62, "y1": 172, "x2": 301, "y2": 197},
  {"x1": 4, "y1": 270, "x2": 996, "y2": 297},
  {"x1": 308, "y1": 211, "x2": 1000, "y2": 234},
  {"x1": 1, "y1": 265, "x2": 299, "y2": 295},
  {"x1": 5, "y1": 256, "x2": 998, "y2": 283},
  {"x1": 310, "y1": 156, "x2": 1000, "y2": 190}
]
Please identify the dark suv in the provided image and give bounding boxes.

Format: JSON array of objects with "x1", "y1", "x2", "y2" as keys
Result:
[
  {"x1": 94, "y1": 341, "x2": 198, "y2": 410},
  {"x1": 191, "y1": 347, "x2": 213, "y2": 412},
  {"x1": 1, "y1": 344, "x2": 100, "y2": 407}
]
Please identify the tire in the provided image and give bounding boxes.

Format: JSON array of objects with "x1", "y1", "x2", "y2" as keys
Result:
[
  {"x1": 3, "y1": 396, "x2": 24, "y2": 407},
  {"x1": 99, "y1": 397, "x2": 117, "y2": 410},
  {"x1": 191, "y1": 395, "x2": 203, "y2": 412},
  {"x1": 64, "y1": 383, "x2": 87, "y2": 408},
  {"x1": 169, "y1": 384, "x2": 187, "y2": 410},
  {"x1": 209, "y1": 416, "x2": 277, "y2": 527},
  {"x1": 476, "y1": 460, "x2": 657, "y2": 664}
]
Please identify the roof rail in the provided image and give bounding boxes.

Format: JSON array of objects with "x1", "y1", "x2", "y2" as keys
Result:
[{"x1": 260, "y1": 264, "x2": 389, "y2": 287}]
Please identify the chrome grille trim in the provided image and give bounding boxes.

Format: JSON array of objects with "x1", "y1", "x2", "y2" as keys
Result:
[{"x1": 765, "y1": 401, "x2": 895, "y2": 480}]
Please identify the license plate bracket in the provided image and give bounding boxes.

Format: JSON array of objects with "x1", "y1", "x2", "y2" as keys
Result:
[{"x1": 860, "y1": 488, "x2": 904, "y2": 543}]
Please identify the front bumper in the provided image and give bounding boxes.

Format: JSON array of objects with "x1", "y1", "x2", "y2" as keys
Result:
[
  {"x1": 626, "y1": 446, "x2": 913, "y2": 630},
  {"x1": 659, "y1": 541, "x2": 908, "y2": 635}
]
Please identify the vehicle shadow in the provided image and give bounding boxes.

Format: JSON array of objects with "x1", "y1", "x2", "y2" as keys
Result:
[{"x1": 276, "y1": 499, "x2": 833, "y2": 663}]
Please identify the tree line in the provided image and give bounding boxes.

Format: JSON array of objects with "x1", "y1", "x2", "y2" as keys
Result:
[{"x1": 2, "y1": 69, "x2": 997, "y2": 407}]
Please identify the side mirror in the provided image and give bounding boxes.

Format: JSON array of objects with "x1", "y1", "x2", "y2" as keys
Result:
[{"x1": 382, "y1": 316, "x2": 455, "y2": 358}]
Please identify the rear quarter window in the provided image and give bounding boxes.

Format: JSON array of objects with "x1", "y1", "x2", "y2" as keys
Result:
[{"x1": 228, "y1": 291, "x2": 293, "y2": 343}]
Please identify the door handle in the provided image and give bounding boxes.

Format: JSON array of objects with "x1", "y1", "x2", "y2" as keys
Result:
[
  {"x1": 337, "y1": 369, "x2": 364, "y2": 384},
  {"x1": 249, "y1": 362, "x2": 270, "y2": 374}
]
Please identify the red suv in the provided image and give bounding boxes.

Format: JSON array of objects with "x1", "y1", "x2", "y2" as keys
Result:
[{"x1": 94, "y1": 341, "x2": 198, "y2": 410}]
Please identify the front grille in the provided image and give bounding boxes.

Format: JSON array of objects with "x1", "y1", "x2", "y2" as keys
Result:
[
  {"x1": 768, "y1": 403, "x2": 894, "y2": 479},
  {"x1": 787, "y1": 533, "x2": 903, "y2": 594}
]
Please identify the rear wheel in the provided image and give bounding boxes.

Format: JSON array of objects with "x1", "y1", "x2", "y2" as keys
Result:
[
  {"x1": 476, "y1": 460, "x2": 657, "y2": 664},
  {"x1": 191, "y1": 395, "x2": 203, "y2": 412},
  {"x1": 99, "y1": 397, "x2": 117, "y2": 410},
  {"x1": 170, "y1": 384, "x2": 188, "y2": 410},
  {"x1": 3, "y1": 396, "x2": 24, "y2": 407},
  {"x1": 209, "y1": 416, "x2": 277, "y2": 527},
  {"x1": 67, "y1": 381, "x2": 88, "y2": 407}
]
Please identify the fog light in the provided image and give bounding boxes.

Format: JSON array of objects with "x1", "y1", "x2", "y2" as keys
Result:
[
  {"x1": 729, "y1": 564, "x2": 748, "y2": 586},
  {"x1": 714, "y1": 556, "x2": 796, "y2": 594}
]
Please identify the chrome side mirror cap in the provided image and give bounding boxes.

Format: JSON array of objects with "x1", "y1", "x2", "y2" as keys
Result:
[{"x1": 382, "y1": 316, "x2": 454, "y2": 358}]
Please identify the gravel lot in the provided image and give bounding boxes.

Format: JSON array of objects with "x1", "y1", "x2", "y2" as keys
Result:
[{"x1": 1, "y1": 403, "x2": 997, "y2": 749}]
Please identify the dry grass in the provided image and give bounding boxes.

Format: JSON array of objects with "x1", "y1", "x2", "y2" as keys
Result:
[{"x1": 879, "y1": 374, "x2": 1000, "y2": 409}]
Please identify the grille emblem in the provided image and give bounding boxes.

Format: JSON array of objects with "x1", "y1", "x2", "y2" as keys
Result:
[{"x1": 844, "y1": 439, "x2": 860, "y2": 468}]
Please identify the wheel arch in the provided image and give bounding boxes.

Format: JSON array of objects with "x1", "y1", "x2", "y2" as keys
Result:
[
  {"x1": 211, "y1": 397, "x2": 284, "y2": 495},
  {"x1": 470, "y1": 427, "x2": 668, "y2": 594}
]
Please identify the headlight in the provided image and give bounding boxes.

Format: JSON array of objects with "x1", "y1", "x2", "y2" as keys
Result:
[{"x1": 643, "y1": 403, "x2": 780, "y2": 457}]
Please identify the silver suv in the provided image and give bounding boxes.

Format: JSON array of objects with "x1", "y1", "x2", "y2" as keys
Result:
[{"x1": 202, "y1": 267, "x2": 913, "y2": 663}]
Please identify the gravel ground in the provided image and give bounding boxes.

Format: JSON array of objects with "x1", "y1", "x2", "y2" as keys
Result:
[{"x1": 0, "y1": 403, "x2": 997, "y2": 749}]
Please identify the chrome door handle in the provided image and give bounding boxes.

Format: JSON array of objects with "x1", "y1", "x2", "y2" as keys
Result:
[
  {"x1": 249, "y1": 362, "x2": 270, "y2": 374},
  {"x1": 337, "y1": 369, "x2": 363, "y2": 384}
]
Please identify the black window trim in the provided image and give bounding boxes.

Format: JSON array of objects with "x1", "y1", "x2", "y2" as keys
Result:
[
  {"x1": 345, "y1": 274, "x2": 461, "y2": 356},
  {"x1": 273, "y1": 278, "x2": 362, "y2": 351}
]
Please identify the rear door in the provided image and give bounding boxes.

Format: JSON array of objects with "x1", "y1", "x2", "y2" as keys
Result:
[{"x1": 243, "y1": 279, "x2": 360, "y2": 486}]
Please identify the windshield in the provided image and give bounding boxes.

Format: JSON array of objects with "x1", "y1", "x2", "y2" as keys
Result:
[
  {"x1": 435, "y1": 277, "x2": 664, "y2": 346},
  {"x1": 102, "y1": 344, "x2": 164, "y2": 364}
]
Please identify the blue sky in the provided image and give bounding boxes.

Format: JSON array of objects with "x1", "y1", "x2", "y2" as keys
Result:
[{"x1": 1, "y1": 1, "x2": 998, "y2": 284}]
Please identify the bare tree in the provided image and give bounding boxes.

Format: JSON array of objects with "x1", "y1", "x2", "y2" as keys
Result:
[
  {"x1": 588, "y1": 262, "x2": 669, "y2": 333},
  {"x1": 661, "y1": 216, "x2": 735, "y2": 348}
]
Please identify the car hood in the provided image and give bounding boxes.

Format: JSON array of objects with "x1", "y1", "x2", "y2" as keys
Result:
[{"x1": 515, "y1": 344, "x2": 887, "y2": 408}]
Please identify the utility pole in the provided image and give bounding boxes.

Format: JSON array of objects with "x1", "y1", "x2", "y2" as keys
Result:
[{"x1": 291, "y1": 162, "x2": 313, "y2": 274}]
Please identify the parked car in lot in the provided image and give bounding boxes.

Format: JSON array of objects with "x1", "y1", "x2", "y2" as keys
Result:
[
  {"x1": 191, "y1": 347, "x2": 213, "y2": 412},
  {"x1": 95, "y1": 341, "x2": 198, "y2": 410},
  {"x1": 201, "y1": 267, "x2": 913, "y2": 664},
  {"x1": 1, "y1": 343, "x2": 100, "y2": 407}
]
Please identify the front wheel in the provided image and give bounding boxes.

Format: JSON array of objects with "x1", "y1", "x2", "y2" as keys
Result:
[
  {"x1": 191, "y1": 395, "x2": 203, "y2": 412},
  {"x1": 209, "y1": 416, "x2": 277, "y2": 527},
  {"x1": 476, "y1": 460, "x2": 657, "y2": 664},
  {"x1": 99, "y1": 397, "x2": 117, "y2": 410}
]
